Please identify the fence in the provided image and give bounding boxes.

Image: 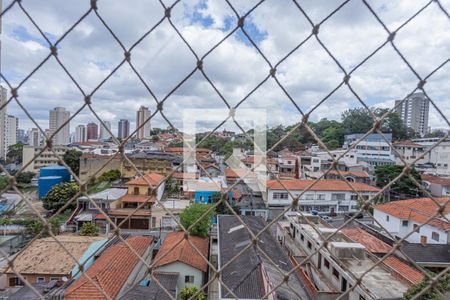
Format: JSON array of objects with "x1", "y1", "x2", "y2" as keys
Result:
[{"x1": 0, "y1": 0, "x2": 449, "y2": 299}]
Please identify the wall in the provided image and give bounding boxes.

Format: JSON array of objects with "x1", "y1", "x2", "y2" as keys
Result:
[{"x1": 155, "y1": 262, "x2": 204, "y2": 293}]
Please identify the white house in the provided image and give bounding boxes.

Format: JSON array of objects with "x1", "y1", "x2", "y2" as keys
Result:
[
  {"x1": 373, "y1": 197, "x2": 450, "y2": 245},
  {"x1": 344, "y1": 133, "x2": 395, "y2": 166},
  {"x1": 393, "y1": 140, "x2": 426, "y2": 165},
  {"x1": 422, "y1": 174, "x2": 450, "y2": 197},
  {"x1": 153, "y1": 232, "x2": 209, "y2": 292},
  {"x1": 267, "y1": 179, "x2": 380, "y2": 217}
]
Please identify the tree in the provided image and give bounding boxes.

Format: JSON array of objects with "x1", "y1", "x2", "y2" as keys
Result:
[
  {"x1": 97, "y1": 169, "x2": 121, "y2": 182},
  {"x1": 179, "y1": 286, "x2": 205, "y2": 300},
  {"x1": 16, "y1": 172, "x2": 36, "y2": 184},
  {"x1": 404, "y1": 273, "x2": 450, "y2": 300},
  {"x1": 179, "y1": 204, "x2": 214, "y2": 237},
  {"x1": 79, "y1": 222, "x2": 99, "y2": 236},
  {"x1": 62, "y1": 150, "x2": 82, "y2": 176},
  {"x1": 6, "y1": 143, "x2": 23, "y2": 164},
  {"x1": 43, "y1": 182, "x2": 79, "y2": 212},
  {"x1": 27, "y1": 217, "x2": 60, "y2": 236},
  {"x1": 425, "y1": 129, "x2": 447, "y2": 138},
  {"x1": 210, "y1": 192, "x2": 239, "y2": 215},
  {"x1": 375, "y1": 165, "x2": 422, "y2": 197},
  {"x1": 0, "y1": 176, "x2": 9, "y2": 191}
]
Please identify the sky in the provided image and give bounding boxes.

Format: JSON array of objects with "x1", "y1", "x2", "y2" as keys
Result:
[{"x1": 1, "y1": 0, "x2": 449, "y2": 136}]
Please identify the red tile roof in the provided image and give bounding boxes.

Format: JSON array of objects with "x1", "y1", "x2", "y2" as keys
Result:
[
  {"x1": 121, "y1": 194, "x2": 156, "y2": 203},
  {"x1": 172, "y1": 172, "x2": 198, "y2": 180},
  {"x1": 224, "y1": 168, "x2": 257, "y2": 179},
  {"x1": 327, "y1": 170, "x2": 370, "y2": 178},
  {"x1": 65, "y1": 236, "x2": 153, "y2": 300},
  {"x1": 127, "y1": 173, "x2": 166, "y2": 186},
  {"x1": 422, "y1": 174, "x2": 450, "y2": 186},
  {"x1": 267, "y1": 179, "x2": 380, "y2": 192},
  {"x1": 383, "y1": 256, "x2": 424, "y2": 285},
  {"x1": 154, "y1": 232, "x2": 209, "y2": 272},
  {"x1": 374, "y1": 197, "x2": 450, "y2": 230},
  {"x1": 341, "y1": 228, "x2": 392, "y2": 254}
]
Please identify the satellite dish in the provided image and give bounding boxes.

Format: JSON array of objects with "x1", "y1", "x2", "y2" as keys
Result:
[{"x1": 61, "y1": 276, "x2": 68, "y2": 282}]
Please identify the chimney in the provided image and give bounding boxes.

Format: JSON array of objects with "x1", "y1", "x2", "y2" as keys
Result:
[{"x1": 420, "y1": 235, "x2": 427, "y2": 246}]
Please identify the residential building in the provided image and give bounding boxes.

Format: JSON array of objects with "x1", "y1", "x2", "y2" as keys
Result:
[
  {"x1": 393, "y1": 140, "x2": 426, "y2": 165},
  {"x1": 16, "y1": 128, "x2": 26, "y2": 144},
  {"x1": 136, "y1": 106, "x2": 151, "y2": 139},
  {"x1": 395, "y1": 92, "x2": 429, "y2": 136},
  {"x1": 413, "y1": 137, "x2": 450, "y2": 176},
  {"x1": 22, "y1": 145, "x2": 67, "y2": 172},
  {"x1": 65, "y1": 236, "x2": 154, "y2": 299},
  {"x1": 86, "y1": 122, "x2": 98, "y2": 140},
  {"x1": 323, "y1": 170, "x2": 371, "y2": 184},
  {"x1": 373, "y1": 197, "x2": 450, "y2": 244},
  {"x1": 2, "y1": 236, "x2": 103, "y2": 287},
  {"x1": 99, "y1": 120, "x2": 111, "y2": 140},
  {"x1": 69, "y1": 188, "x2": 128, "y2": 231},
  {"x1": 193, "y1": 180, "x2": 232, "y2": 204},
  {"x1": 95, "y1": 173, "x2": 166, "y2": 230},
  {"x1": 74, "y1": 124, "x2": 86, "y2": 143},
  {"x1": 267, "y1": 179, "x2": 380, "y2": 217},
  {"x1": 27, "y1": 128, "x2": 40, "y2": 147},
  {"x1": 217, "y1": 215, "x2": 312, "y2": 299},
  {"x1": 0, "y1": 86, "x2": 7, "y2": 158},
  {"x1": 422, "y1": 174, "x2": 450, "y2": 197},
  {"x1": 4, "y1": 114, "x2": 17, "y2": 156},
  {"x1": 278, "y1": 212, "x2": 411, "y2": 299},
  {"x1": 121, "y1": 272, "x2": 179, "y2": 300},
  {"x1": 150, "y1": 199, "x2": 190, "y2": 229},
  {"x1": 49, "y1": 107, "x2": 70, "y2": 145},
  {"x1": 153, "y1": 232, "x2": 208, "y2": 292},
  {"x1": 118, "y1": 119, "x2": 130, "y2": 139},
  {"x1": 343, "y1": 133, "x2": 395, "y2": 166},
  {"x1": 79, "y1": 151, "x2": 181, "y2": 182}
]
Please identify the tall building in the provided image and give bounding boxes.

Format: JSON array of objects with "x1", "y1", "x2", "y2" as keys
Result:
[
  {"x1": 49, "y1": 107, "x2": 70, "y2": 145},
  {"x1": 75, "y1": 125, "x2": 86, "y2": 143},
  {"x1": 17, "y1": 129, "x2": 26, "y2": 144},
  {"x1": 118, "y1": 119, "x2": 130, "y2": 139},
  {"x1": 0, "y1": 86, "x2": 7, "y2": 158},
  {"x1": 28, "y1": 128, "x2": 41, "y2": 147},
  {"x1": 4, "y1": 115, "x2": 18, "y2": 155},
  {"x1": 99, "y1": 120, "x2": 112, "y2": 140},
  {"x1": 86, "y1": 122, "x2": 98, "y2": 141},
  {"x1": 395, "y1": 92, "x2": 429, "y2": 136},
  {"x1": 136, "y1": 106, "x2": 151, "y2": 139}
]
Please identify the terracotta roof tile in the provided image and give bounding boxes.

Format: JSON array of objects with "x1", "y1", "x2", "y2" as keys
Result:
[
  {"x1": 341, "y1": 228, "x2": 392, "y2": 254},
  {"x1": 121, "y1": 194, "x2": 156, "y2": 203},
  {"x1": 374, "y1": 197, "x2": 450, "y2": 230},
  {"x1": 422, "y1": 174, "x2": 450, "y2": 186},
  {"x1": 154, "y1": 232, "x2": 209, "y2": 272},
  {"x1": 267, "y1": 179, "x2": 380, "y2": 192},
  {"x1": 383, "y1": 256, "x2": 424, "y2": 285},
  {"x1": 127, "y1": 173, "x2": 166, "y2": 186},
  {"x1": 65, "y1": 236, "x2": 153, "y2": 300}
]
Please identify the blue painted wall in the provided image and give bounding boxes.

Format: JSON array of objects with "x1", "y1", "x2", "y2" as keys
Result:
[
  {"x1": 40, "y1": 165, "x2": 71, "y2": 182},
  {"x1": 38, "y1": 176, "x2": 64, "y2": 199},
  {"x1": 194, "y1": 191, "x2": 232, "y2": 204}
]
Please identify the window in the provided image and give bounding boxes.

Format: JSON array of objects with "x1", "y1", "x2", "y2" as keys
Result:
[
  {"x1": 413, "y1": 224, "x2": 420, "y2": 233},
  {"x1": 324, "y1": 258, "x2": 330, "y2": 269},
  {"x1": 402, "y1": 220, "x2": 408, "y2": 227},
  {"x1": 50, "y1": 277, "x2": 59, "y2": 281},
  {"x1": 273, "y1": 192, "x2": 289, "y2": 199},
  {"x1": 305, "y1": 194, "x2": 314, "y2": 200},
  {"x1": 133, "y1": 187, "x2": 139, "y2": 195},
  {"x1": 331, "y1": 193, "x2": 345, "y2": 201},
  {"x1": 36, "y1": 277, "x2": 45, "y2": 284},
  {"x1": 432, "y1": 232, "x2": 440, "y2": 241},
  {"x1": 307, "y1": 241, "x2": 312, "y2": 249},
  {"x1": 317, "y1": 194, "x2": 325, "y2": 200},
  {"x1": 332, "y1": 267, "x2": 339, "y2": 279},
  {"x1": 300, "y1": 234, "x2": 304, "y2": 241},
  {"x1": 386, "y1": 215, "x2": 389, "y2": 222},
  {"x1": 185, "y1": 275, "x2": 194, "y2": 283}
]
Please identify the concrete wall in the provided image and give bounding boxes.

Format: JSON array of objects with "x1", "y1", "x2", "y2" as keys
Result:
[{"x1": 155, "y1": 262, "x2": 204, "y2": 293}]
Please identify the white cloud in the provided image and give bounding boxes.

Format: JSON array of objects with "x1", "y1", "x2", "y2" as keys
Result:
[{"x1": 1, "y1": 0, "x2": 449, "y2": 135}]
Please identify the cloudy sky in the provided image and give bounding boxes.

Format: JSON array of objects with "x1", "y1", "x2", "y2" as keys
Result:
[{"x1": 1, "y1": 0, "x2": 449, "y2": 136}]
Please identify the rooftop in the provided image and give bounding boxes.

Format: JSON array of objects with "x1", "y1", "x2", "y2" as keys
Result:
[
  {"x1": 326, "y1": 170, "x2": 370, "y2": 178},
  {"x1": 267, "y1": 179, "x2": 380, "y2": 192},
  {"x1": 78, "y1": 188, "x2": 127, "y2": 202},
  {"x1": 3, "y1": 236, "x2": 103, "y2": 276},
  {"x1": 422, "y1": 174, "x2": 450, "y2": 186},
  {"x1": 341, "y1": 228, "x2": 391, "y2": 254},
  {"x1": 64, "y1": 236, "x2": 154, "y2": 300},
  {"x1": 153, "y1": 231, "x2": 209, "y2": 272},
  {"x1": 218, "y1": 215, "x2": 311, "y2": 300},
  {"x1": 127, "y1": 173, "x2": 166, "y2": 186},
  {"x1": 152, "y1": 199, "x2": 190, "y2": 210},
  {"x1": 374, "y1": 197, "x2": 450, "y2": 230},
  {"x1": 121, "y1": 272, "x2": 178, "y2": 300}
]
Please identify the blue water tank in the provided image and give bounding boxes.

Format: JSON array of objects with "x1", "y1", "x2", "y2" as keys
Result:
[
  {"x1": 38, "y1": 176, "x2": 63, "y2": 199},
  {"x1": 40, "y1": 165, "x2": 71, "y2": 182}
]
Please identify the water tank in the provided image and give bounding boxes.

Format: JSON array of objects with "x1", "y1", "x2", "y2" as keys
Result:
[
  {"x1": 38, "y1": 176, "x2": 63, "y2": 199},
  {"x1": 40, "y1": 165, "x2": 71, "y2": 182}
]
